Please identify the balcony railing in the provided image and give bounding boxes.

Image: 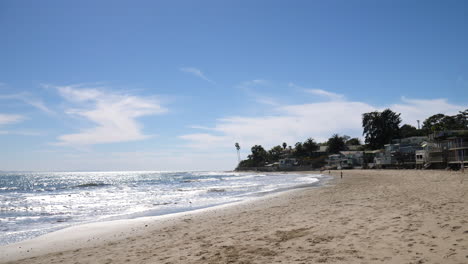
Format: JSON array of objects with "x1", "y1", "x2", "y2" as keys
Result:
[
  {"x1": 427, "y1": 157, "x2": 444, "y2": 163},
  {"x1": 448, "y1": 142, "x2": 468, "y2": 150},
  {"x1": 427, "y1": 147, "x2": 443, "y2": 153},
  {"x1": 448, "y1": 156, "x2": 468, "y2": 163}
]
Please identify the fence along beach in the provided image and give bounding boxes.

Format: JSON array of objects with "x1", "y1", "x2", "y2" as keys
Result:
[{"x1": 1, "y1": 169, "x2": 467, "y2": 264}]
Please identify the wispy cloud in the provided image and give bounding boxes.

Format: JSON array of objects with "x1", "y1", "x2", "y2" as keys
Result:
[
  {"x1": 53, "y1": 85, "x2": 167, "y2": 146},
  {"x1": 0, "y1": 130, "x2": 42, "y2": 136},
  {"x1": 289, "y1": 83, "x2": 345, "y2": 101},
  {"x1": 13, "y1": 149, "x2": 235, "y2": 171},
  {"x1": 180, "y1": 67, "x2": 215, "y2": 84},
  {"x1": 180, "y1": 89, "x2": 465, "y2": 150},
  {"x1": 306, "y1": 89, "x2": 345, "y2": 101},
  {"x1": 254, "y1": 96, "x2": 279, "y2": 106},
  {"x1": 391, "y1": 97, "x2": 463, "y2": 127},
  {"x1": 180, "y1": 101, "x2": 375, "y2": 150},
  {"x1": 236, "y1": 79, "x2": 279, "y2": 106},
  {"x1": 0, "y1": 113, "x2": 24, "y2": 125},
  {"x1": 189, "y1": 125, "x2": 214, "y2": 130},
  {"x1": 0, "y1": 91, "x2": 43, "y2": 135},
  {"x1": 236, "y1": 79, "x2": 269, "y2": 89},
  {"x1": 0, "y1": 93, "x2": 54, "y2": 114},
  {"x1": 0, "y1": 113, "x2": 25, "y2": 136},
  {"x1": 179, "y1": 133, "x2": 226, "y2": 149}
]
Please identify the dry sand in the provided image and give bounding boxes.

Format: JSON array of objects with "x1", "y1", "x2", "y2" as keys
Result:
[{"x1": 1, "y1": 170, "x2": 468, "y2": 264}]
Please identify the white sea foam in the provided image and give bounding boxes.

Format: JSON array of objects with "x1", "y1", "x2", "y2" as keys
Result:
[{"x1": 295, "y1": 176, "x2": 320, "y2": 183}]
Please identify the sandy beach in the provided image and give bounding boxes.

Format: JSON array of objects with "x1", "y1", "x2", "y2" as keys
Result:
[{"x1": 1, "y1": 169, "x2": 467, "y2": 264}]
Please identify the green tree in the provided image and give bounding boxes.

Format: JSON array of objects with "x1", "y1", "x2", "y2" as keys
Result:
[
  {"x1": 293, "y1": 142, "x2": 306, "y2": 158},
  {"x1": 326, "y1": 134, "x2": 348, "y2": 154},
  {"x1": 248, "y1": 145, "x2": 268, "y2": 166},
  {"x1": 399, "y1": 124, "x2": 425, "y2": 138},
  {"x1": 282, "y1": 142, "x2": 287, "y2": 150},
  {"x1": 422, "y1": 114, "x2": 446, "y2": 132},
  {"x1": 422, "y1": 112, "x2": 467, "y2": 132},
  {"x1": 362, "y1": 109, "x2": 402, "y2": 149},
  {"x1": 345, "y1": 137, "x2": 361, "y2": 145},
  {"x1": 455, "y1": 109, "x2": 468, "y2": 128},
  {"x1": 237, "y1": 159, "x2": 254, "y2": 168},
  {"x1": 268, "y1": 145, "x2": 284, "y2": 162},
  {"x1": 303, "y1": 138, "x2": 319, "y2": 156}
]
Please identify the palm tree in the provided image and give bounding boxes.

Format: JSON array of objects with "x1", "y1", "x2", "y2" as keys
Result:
[{"x1": 235, "y1": 143, "x2": 241, "y2": 163}]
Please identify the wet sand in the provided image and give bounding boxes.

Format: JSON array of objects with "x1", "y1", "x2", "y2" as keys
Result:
[{"x1": 1, "y1": 170, "x2": 468, "y2": 264}]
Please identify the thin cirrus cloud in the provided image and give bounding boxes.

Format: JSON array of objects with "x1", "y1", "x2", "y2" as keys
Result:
[
  {"x1": 0, "y1": 93, "x2": 54, "y2": 114},
  {"x1": 180, "y1": 67, "x2": 215, "y2": 84},
  {"x1": 180, "y1": 88, "x2": 465, "y2": 150},
  {"x1": 289, "y1": 82, "x2": 345, "y2": 101},
  {"x1": 53, "y1": 85, "x2": 167, "y2": 146},
  {"x1": 0, "y1": 130, "x2": 41, "y2": 136},
  {"x1": 0, "y1": 113, "x2": 24, "y2": 126},
  {"x1": 0, "y1": 92, "x2": 47, "y2": 136},
  {"x1": 0, "y1": 113, "x2": 25, "y2": 136},
  {"x1": 390, "y1": 97, "x2": 464, "y2": 126},
  {"x1": 237, "y1": 80, "x2": 280, "y2": 106},
  {"x1": 180, "y1": 101, "x2": 374, "y2": 149},
  {"x1": 305, "y1": 89, "x2": 345, "y2": 101}
]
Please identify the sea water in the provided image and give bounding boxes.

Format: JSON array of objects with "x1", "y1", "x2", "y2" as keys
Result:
[{"x1": 0, "y1": 171, "x2": 325, "y2": 245}]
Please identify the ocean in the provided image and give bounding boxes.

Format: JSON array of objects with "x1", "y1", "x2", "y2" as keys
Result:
[{"x1": 0, "y1": 170, "x2": 325, "y2": 245}]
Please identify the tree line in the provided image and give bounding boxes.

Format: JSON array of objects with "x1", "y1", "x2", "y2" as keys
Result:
[
  {"x1": 363, "y1": 108, "x2": 467, "y2": 149},
  {"x1": 237, "y1": 108, "x2": 468, "y2": 168}
]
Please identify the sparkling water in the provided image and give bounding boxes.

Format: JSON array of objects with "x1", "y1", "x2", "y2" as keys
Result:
[{"x1": 0, "y1": 171, "x2": 325, "y2": 245}]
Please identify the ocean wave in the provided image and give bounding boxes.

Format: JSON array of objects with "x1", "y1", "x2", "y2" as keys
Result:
[
  {"x1": 72, "y1": 183, "x2": 110, "y2": 189},
  {"x1": 295, "y1": 177, "x2": 319, "y2": 183},
  {"x1": 55, "y1": 217, "x2": 72, "y2": 223},
  {"x1": 0, "y1": 187, "x2": 19, "y2": 191},
  {"x1": 0, "y1": 170, "x2": 328, "y2": 246},
  {"x1": 152, "y1": 202, "x2": 172, "y2": 206},
  {"x1": 207, "y1": 188, "x2": 226, "y2": 193},
  {"x1": 191, "y1": 171, "x2": 245, "y2": 177},
  {"x1": 4, "y1": 215, "x2": 43, "y2": 221},
  {"x1": 181, "y1": 179, "x2": 198, "y2": 183},
  {"x1": 223, "y1": 175, "x2": 259, "y2": 181},
  {"x1": 181, "y1": 177, "x2": 219, "y2": 183}
]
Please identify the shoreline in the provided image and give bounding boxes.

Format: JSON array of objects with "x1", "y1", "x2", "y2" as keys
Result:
[
  {"x1": 0, "y1": 171, "x2": 326, "y2": 247},
  {"x1": 0, "y1": 172, "x2": 329, "y2": 263},
  {"x1": 2, "y1": 170, "x2": 468, "y2": 264}
]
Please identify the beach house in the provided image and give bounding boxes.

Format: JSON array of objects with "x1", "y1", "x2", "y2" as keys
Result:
[
  {"x1": 374, "y1": 136, "x2": 426, "y2": 169},
  {"x1": 422, "y1": 130, "x2": 468, "y2": 169},
  {"x1": 326, "y1": 151, "x2": 364, "y2": 169},
  {"x1": 278, "y1": 158, "x2": 297, "y2": 168}
]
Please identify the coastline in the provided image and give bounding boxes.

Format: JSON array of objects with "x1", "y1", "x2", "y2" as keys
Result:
[
  {"x1": 2, "y1": 170, "x2": 468, "y2": 263},
  {"x1": 0, "y1": 171, "x2": 328, "y2": 263},
  {"x1": 0, "y1": 170, "x2": 326, "y2": 247}
]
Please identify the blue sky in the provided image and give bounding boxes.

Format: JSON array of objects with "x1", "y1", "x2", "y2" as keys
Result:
[{"x1": 1, "y1": 0, "x2": 467, "y2": 171}]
